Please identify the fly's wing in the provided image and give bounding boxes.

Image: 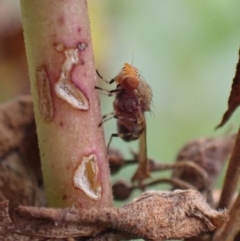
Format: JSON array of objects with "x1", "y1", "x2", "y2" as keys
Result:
[{"x1": 131, "y1": 115, "x2": 150, "y2": 185}]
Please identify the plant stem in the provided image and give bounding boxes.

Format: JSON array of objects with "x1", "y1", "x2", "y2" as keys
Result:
[
  {"x1": 20, "y1": 0, "x2": 112, "y2": 208},
  {"x1": 213, "y1": 193, "x2": 240, "y2": 241},
  {"x1": 218, "y1": 127, "x2": 240, "y2": 210}
]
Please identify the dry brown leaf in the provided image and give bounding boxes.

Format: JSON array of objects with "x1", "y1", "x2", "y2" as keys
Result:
[
  {"x1": 0, "y1": 95, "x2": 34, "y2": 157},
  {"x1": 87, "y1": 230, "x2": 136, "y2": 241},
  {"x1": 172, "y1": 136, "x2": 235, "y2": 192},
  {"x1": 0, "y1": 200, "x2": 67, "y2": 240},
  {"x1": 0, "y1": 95, "x2": 44, "y2": 212},
  {"x1": 216, "y1": 49, "x2": 240, "y2": 129},
  {"x1": 13, "y1": 190, "x2": 228, "y2": 241}
]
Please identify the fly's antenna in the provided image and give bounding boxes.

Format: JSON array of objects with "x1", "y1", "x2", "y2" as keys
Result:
[{"x1": 130, "y1": 51, "x2": 134, "y2": 66}]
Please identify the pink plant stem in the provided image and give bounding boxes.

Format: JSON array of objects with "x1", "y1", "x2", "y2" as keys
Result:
[{"x1": 20, "y1": 0, "x2": 112, "y2": 208}]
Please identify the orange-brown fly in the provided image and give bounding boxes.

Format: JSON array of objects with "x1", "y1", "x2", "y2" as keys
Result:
[{"x1": 95, "y1": 63, "x2": 152, "y2": 183}]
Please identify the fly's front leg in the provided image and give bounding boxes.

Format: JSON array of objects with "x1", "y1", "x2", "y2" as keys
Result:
[
  {"x1": 94, "y1": 86, "x2": 121, "y2": 97},
  {"x1": 95, "y1": 69, "x2": 115, "y2": 96},
  {"x1": 95, "y1": 70, "x2": 122, "y2": 96},
  {"x1": 96, "y1": 70, "x2": 115, "y2": 84}
]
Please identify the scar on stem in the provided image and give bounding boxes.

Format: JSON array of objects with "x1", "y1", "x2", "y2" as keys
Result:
[
  {"x1": 73, "y1": 154, "x2": 102, "y2": 200},
  {"x1": 54, "y1": 43, "x2": 89, "y2": 110},
  {"x1": 36, "y1": 67, "x2": 54, "y2": 122}
]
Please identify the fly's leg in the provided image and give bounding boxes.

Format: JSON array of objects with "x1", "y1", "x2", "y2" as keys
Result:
[
  {"x1": 96, "y1": 70, "x2": 115, "y2": 84},
  {"x1": 132, "y1": 116, "x2": 149, "y2": 188},
  {"x1": 107, "y1": 132, "x2": 132, "y2": 150},
  {"x1": 95, "y1": 70, "x2": 122, "y2": 96},
  {"x1": 107, "y1": 133, "x2": 119, "y2": 150},
  {"x1": 106, "y1": 115, "x2": 135, "y2": 149},
  {"x1": 99, "y1": 112, "x2": 116, "y2": 127},
  {"x1": 94, "y1": 86, "x2": 121, "y2": 96}
]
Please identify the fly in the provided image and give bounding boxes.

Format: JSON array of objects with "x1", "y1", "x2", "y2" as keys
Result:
[{"x1": 95, "y1": 63, "x2": 152, "y2": 183}]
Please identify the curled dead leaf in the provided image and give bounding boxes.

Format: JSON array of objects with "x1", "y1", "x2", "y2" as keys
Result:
[
  {"x1": 0, "y1": 95, "x2": 44, "y2": 212},
  {"x1": 216, "y1": 49, "x2": 240, "y2": 129},
  {"x1": 0, "y1": 201, "x2": 63, "y2": 240},
  {"x1": 172, "y1": 135, "x2": 235, "y2": 192},
  {"x1": 12, "y1": 190, "x2": 228, "y2": 240}
]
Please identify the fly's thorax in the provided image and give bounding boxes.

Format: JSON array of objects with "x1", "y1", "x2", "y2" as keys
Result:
[
  {"x1": 114, "y1": 88, "x2": 148, "y2": 125},
  {"x1": 114, "y1": 91, "x2": 139, "y2": 114},
  {"x1": 123, "y1": 63, "x2": 140, "y2": 78}
]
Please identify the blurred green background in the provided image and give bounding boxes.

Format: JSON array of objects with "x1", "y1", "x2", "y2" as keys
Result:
[
  {"x1": 88, "y1": 0, "x2": 240, "y2": 192},
  {"x1": 1, "y1": 1, "x2": 240, "y2": 201}
]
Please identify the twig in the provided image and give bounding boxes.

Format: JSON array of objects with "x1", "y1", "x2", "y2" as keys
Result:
[
  {"x1": 112, "y1": 177, "x2": 198, "y2": 201},
  {"x1": 139, "y1": 177, "x2": 197, "y2": 190},
  {"x1": 121, "y1": 155, "x2": 210, "y2": 189},
  {"x1": 150, "y1": 161, "x2": 210, "y2": 189},
  {"x1": 218, "y1": 127, "x2": 240, "y2": 209},
  {"x1": 213, "y1": 193, "x2": 240, "y2": 241}
]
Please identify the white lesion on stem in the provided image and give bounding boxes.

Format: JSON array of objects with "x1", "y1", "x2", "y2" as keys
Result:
[
  {"x1": 54, "y1": 43, "x2": 89, "y2": 110},
  {"x1": 73, "y1": 154, "x2": 102, "y2": 200}
]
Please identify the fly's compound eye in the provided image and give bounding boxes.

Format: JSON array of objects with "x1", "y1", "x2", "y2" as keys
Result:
[{"x1": 121, "y1": 76, "x2": 139, "y2": 91}]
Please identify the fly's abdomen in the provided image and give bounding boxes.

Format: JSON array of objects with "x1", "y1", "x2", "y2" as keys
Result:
[{"x1": 117, "y1": 120, "x2": 144, "y2": 142}]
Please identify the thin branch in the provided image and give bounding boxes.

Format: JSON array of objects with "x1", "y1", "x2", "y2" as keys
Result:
[
  {"x1": 139, "y1": 177, "x2": 197, "y2": 190},
  {"x1": 150, "y1": 161, "x2": 210, "y2": 189},
  {"x1": 218, "y1": 127, "x2": 240, "y2": 209},
  {"x1": 213, "y1": 193, "x2": 240, "y2": 241}
]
